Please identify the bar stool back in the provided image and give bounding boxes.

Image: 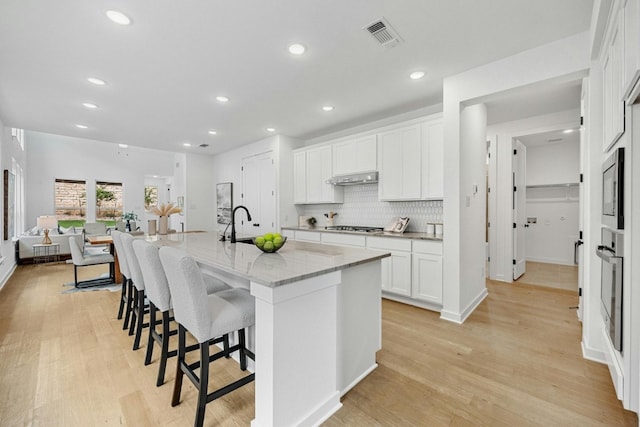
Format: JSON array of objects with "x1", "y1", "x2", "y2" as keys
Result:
[
  {"x1": 159, "y1": 246, "x2": 255, "y2": 427},
  {"x1": 111, "y1": 230, "x2": 133, "y2": 330},
  {"x1": 120, "y1": 232, "x2": 148, "y2": 350}
]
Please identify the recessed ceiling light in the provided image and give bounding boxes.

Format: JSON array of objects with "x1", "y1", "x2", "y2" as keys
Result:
[
  {"x1": 82, "y1": 102, "x2": 98, "y2": 109},
  {"x1": 322, "y1": 105, "x2": 334, "y2": 112},
  {"x1": 216, "y1": 96, "x2": 229, "y2": 103},
  {"x1": 87, "y1": 77, "x2": 106, "y2": 86},
  {"x1": 266, "y1": 127, "x2": 276, "y2": 132},
  {"x1": 409, "y1": 71, "x2": 425, "y2": 80},
  {"x1": 118, "y1": 143, "x2": 128, "y2": 148},
  {"x1": 106, "y1": 10, "x2": 132, "y2": 25},
  {"x1": 153, "y1": 175, "x2": 158, "y2": 178},
  {"x1": 563, "y1": 129, "x2": 574, "y2": 134},
  {"x1": 288, "y1": 43, "x2": 306, "y2": 55},
  {"x1": 183, "y1": 143, "x2": 191, "y2": 147},
  {"x1": 75, "y1": 124, "x2": 88, "y2": 129},
  {"x1": 208, "y1": 130, "x2": 217, "y2": 135}
]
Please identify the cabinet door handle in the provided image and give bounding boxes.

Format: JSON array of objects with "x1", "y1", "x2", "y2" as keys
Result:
[{"x1": 253, "y1": 223, "x2": 260, "y2": 227}]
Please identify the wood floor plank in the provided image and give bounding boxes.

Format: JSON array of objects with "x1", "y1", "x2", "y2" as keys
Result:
[{"x1": 0, "y1": 262, "x2": 637, "y2": 426}]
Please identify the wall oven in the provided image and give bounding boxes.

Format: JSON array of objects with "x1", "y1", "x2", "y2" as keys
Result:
[
  {"x1": 602, "y1": 147, "x2": 624, "y2": 230},
  {"x1": 597, "y1": 227, "x2": 624, "y2": 352}
]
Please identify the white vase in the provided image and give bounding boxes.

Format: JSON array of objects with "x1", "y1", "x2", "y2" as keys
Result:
[
  {"x1": 148, "y1": 219, "x2": 157, "y2": 236},
  {"x1": 158, "y1": 216, "x2": 168, "y2": 235}
]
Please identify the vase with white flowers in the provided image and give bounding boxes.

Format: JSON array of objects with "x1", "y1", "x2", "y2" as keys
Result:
[{"x1": 150, "y1": 203, "x2": 182, "y2": 235}]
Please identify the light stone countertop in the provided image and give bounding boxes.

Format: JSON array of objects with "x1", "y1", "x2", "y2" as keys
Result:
[
  {"x1": 281, "y1": 226, "x2": 443, "y2": 241},
  {"x1": 144, "y1": 232, "x2": 390, "y2": 288}
]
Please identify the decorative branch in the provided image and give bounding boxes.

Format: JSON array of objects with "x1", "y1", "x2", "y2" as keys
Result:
[{"x1": 150, "y1": 202, "x2": 182, "y2": 217}]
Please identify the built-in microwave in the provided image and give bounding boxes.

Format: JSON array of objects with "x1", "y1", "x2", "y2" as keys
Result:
[{"x1": 602, "y1": 147, "x2": 624, "y2": 230}]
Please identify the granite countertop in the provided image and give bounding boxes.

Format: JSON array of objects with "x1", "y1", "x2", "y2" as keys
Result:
[
  {"x1": 145, "y1": 232, "x2": 389, "y2": 288},
  {"x1": 281, "y1": 226, "x2": 443, "y2": 241}
]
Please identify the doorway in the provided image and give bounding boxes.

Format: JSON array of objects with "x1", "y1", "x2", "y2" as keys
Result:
[{"x1": 513, "y1": 128, "x2": 581, "y2": 291}]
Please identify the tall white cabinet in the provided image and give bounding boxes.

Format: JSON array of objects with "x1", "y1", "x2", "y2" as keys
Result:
[
  {"x1": 378, "y1": 114, "x2": 444, "y2": 201},
  {"x1": 378, "y1": 125, "x2": 422, "y2": 200}
]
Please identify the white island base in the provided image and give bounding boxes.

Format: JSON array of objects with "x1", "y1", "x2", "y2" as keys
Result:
[{"x1": 250, "y1": 261, "x2": 382, "y2": 427}]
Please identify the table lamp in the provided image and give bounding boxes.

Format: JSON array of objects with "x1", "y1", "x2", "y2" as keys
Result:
[{"x1": 36, "y1": 216, "x2": 58, "y2": 245}]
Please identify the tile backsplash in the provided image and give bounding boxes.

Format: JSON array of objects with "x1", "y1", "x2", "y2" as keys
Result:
[{"x1": 296, "y1": 184, "x2": 443, "y2": 233}]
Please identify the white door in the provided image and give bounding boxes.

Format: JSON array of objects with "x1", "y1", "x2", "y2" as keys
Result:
[
  {"x1": 242, "y1": 151, "x2": 276, "y2": 236},
  {"x1": 513, "y1": 140, "x2": 527, "y2": 280}
]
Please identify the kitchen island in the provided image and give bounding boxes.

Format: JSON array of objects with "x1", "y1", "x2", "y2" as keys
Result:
[{"x1": 145, "y1": 232, "x2": 389, "y2": 427}]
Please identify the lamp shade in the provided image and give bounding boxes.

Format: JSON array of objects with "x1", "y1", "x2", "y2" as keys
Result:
[{"x1": 36, "y1": 216, "x2": 58, "y2": 230}]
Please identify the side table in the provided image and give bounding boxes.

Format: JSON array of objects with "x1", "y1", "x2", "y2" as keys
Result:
[{"x1": 33, "y1": 243, "x2": 61, "y2": 264}]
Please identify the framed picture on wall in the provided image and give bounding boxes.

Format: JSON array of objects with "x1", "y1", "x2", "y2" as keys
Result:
[
  {"x1": 4, "y1": 170, "x2": 15, "y2": 240},
  {"x1": 216, "y1": 182, "x2": 233, "y2": 224}
]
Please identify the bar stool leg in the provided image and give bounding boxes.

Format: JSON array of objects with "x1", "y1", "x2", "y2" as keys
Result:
[
  {"x1": 133, "y1": 289, "x2": 145, "y2": 350},
  {"x1": 195, "y1": 342, "x2": 210, "y2": 427},
  {"x1": 128, "y1": 287, "x2": 138, "y2": 336},
  {"x1": 171, "y1": 324, "x2": 186, "y2": 407},
  {"x1": 123, "y1": 279, "x2": 134, "y2": 330},
  {"x1": 117, "y1": 277, "x2": 127, "y2": 320},
  {"x1": 238, "y1": 329, "x2": 248, "y2": 371},
  {"x1": 144, "y1": 302, "x2": 157, "y2": 365},
  {"x1": 157, "y1": 310, "x2": 171, "y2": 386}
]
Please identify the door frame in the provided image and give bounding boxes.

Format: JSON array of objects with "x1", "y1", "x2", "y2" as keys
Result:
[{"x1": 487, "y1": 118, "x2": 580, "y2": 283}]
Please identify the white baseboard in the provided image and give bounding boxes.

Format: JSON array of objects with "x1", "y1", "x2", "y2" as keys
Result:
[
  {"x1": 0, "y1": 261, "x2": 17, "y2": 291},
  {"x1": 526, "y1": 257, "x2": 576, "y2": 266},
  {"x1": 581, "y1": 340, "x2": 606, "y2": 364},
  {"x1": 440, "y1": 287, "x2": 488, "y2": 324}
]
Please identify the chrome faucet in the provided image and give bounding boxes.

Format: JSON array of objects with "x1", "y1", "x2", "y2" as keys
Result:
[{"x1": 230, "y1": 205, "x2": 252, "y2": 243}]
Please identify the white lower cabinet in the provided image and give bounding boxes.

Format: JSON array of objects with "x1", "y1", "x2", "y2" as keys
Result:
[
  {"x1": 283, "y1": 229, "x2": 444, "y2": 310},
  {"x1": 293, "y1": 230, "x2": 321, "y2": 242},
  {"x1": 367, "y1": 236, "x2": 412, "y2": 297},
  {"x1": 321, "y1": 232, "x2": 366, "y2": 247},
  {"x1": 412, "y1": 240, "x2": 443, "y2": 304},
  {"x1": 412, "y1": 254, "x2": 443, "y2": 303}
]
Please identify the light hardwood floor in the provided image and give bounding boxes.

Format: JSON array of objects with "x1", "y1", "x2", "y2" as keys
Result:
[
  {"x1": 0, "y1": 262, "x2": 636, "y2": 426},
  {"x1": 516, "y1": 261, "x2": 579, "y2": 292}
]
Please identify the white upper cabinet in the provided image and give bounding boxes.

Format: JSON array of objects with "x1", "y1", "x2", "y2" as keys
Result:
[
  {"x1": 421, "y1": 116, "x2": 444, "y2": 199},
  {"x1": 378, "y1": 124, "x2": 422, "y2": 200},
  {"x1": 332, "y1": 135, "x2": 377, "y2": 176},
  {"x1": 603, "y1": 8, "x2": 626, "y2": 151},
  {"x1": 293, "y1": 145, "x2": 343, "y2": 204},
  {"x1": 623, "y1": 0, "x2": 640, "y2": 102},
  {"x1": 378, "y1": 114, "x2": 444, "y2": 201}
]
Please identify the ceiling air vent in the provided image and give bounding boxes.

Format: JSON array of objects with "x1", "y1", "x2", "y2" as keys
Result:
[
  {"x1": 547, "y1": 138, "x2": 563, "y2": 143},
  {"x1": 363, "y1": 17, "x2": 402, "y2": 48},
  {"x1": 199, "y1": 143, "x2": 210, "y2": 148}
]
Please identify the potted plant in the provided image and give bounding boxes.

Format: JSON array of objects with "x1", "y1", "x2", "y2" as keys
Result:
[{"x1": 121, "y1": 211, "x2": 139, "y2": 232}]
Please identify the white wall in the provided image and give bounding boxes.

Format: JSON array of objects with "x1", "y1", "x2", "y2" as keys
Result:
[
  {"x1": 525, "y1": 139, "x2": 580, "y2": 265},
  {"x1": 25, "y1": 131, "x2": 175, "y2": 232},
  {"x1": 442, "y1": 32, "x2": 590, "y2": 323},
  {"x1": 184, "y1": 153, "x2": 215, "y2": 232},
  {"x1": 0, "y1": 119, "x2": 27, "y2": 288},
  {"x1": 527, "y1": 139, "x2": 581, "y2": 185},
  {"x1": 211, "y1": 134, "x2": 302, "y2": 233}
]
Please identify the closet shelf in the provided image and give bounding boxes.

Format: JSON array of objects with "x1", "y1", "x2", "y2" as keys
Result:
[{"x1": 526, "y1": 183, "x2": 579, "y2": 189}]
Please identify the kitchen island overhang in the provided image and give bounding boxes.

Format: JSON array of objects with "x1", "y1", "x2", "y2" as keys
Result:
[{"x1": 144, "y1": 233, "x2": 389, "y2": 427}]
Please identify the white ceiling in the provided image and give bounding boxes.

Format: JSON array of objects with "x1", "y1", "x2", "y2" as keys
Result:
[
  {"x1": 0, "y1": 0, "x2": 593, "y2": 155},
  {"x1": 517, "y1": 128, "x2": 581, "y2": 148}
]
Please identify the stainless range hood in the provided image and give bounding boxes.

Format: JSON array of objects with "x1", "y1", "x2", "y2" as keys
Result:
[{"x1": 326, "y1": 171, "x2": 378, "y2": 186}]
